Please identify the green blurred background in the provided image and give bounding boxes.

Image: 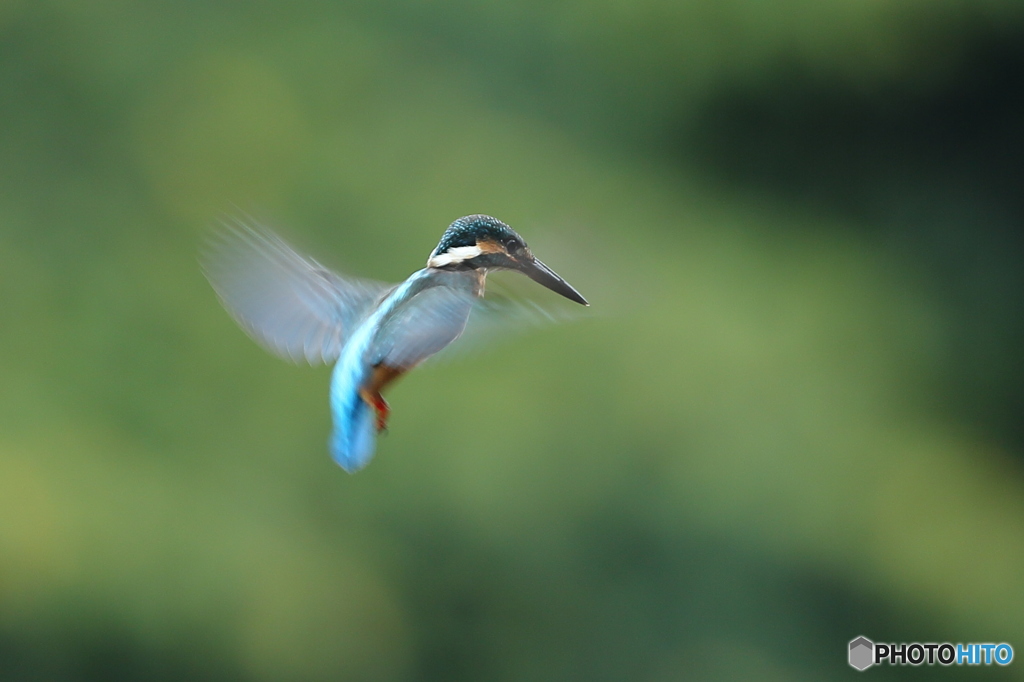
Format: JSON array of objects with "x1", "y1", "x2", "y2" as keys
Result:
[{"x1": 1, "y1": 1, "x2": 1023, "y2": 680}]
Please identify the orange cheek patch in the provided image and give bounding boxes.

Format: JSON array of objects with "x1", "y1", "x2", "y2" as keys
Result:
[{"x1": 476, "y1": 240, "x2": 504, "y2": 254}]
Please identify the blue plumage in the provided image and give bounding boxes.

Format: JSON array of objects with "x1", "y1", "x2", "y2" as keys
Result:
[{"x1": 203, "y1": 215, "x2": 587, "y2": 472}]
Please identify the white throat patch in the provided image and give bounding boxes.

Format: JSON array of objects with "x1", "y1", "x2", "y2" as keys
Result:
[{"x1": 427, "y1": 244, "x2": 483, "y2": 268}]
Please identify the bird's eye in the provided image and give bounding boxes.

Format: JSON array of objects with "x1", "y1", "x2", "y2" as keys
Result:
[{"x1": 506, "y1": 240, "x2": 521, "y2": 255}]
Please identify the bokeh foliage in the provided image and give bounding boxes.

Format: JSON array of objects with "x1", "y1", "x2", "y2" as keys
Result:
[{"x1": 1, "y1": 1, "x2": 1023, "y2": 680}]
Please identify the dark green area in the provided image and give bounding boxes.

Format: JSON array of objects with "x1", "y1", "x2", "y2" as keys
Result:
[{"x1": 1, "y1": 1, "x2": 1022, "y2": 680}]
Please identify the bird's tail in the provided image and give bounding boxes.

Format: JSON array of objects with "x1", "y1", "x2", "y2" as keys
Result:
[{"x1": 329, "y1": 395, "x2": 377, "y2": 473}]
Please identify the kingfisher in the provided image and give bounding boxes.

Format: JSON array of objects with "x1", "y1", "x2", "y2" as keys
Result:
[{"x1": 204, "y1": 214, "x2": 588, "y2": 472}]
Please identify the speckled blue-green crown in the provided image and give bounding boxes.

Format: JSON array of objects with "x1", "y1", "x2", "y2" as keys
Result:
[{"x1": 432, "y1": 215, "x2": 520, "y2": 255}]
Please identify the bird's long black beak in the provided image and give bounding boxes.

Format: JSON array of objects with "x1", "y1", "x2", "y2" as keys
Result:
[{"x1": 518, "y1": 257, "x2": 589, "y2": 305}]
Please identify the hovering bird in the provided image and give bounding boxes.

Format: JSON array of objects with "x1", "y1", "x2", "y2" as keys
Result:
[{"x1": 203, "y1": 214, "x2": 588, "y2": 472}]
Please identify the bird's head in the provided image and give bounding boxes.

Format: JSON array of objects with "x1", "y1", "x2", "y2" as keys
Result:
[{"x1": 427, "y1": 215, "x2": 588, "y2": 305}]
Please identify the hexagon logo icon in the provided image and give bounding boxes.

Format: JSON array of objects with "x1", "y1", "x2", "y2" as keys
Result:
[{"x1": 849, "y1": 636, "x2": 874, "y2": 671}]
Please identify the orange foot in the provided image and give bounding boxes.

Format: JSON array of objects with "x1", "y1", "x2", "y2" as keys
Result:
[{"x1": 360, "y1": 389, "x2": 391, "y2": 433}]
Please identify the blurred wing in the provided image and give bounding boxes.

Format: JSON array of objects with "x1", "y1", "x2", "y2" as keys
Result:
[
  {"x1": 371, "y1": 284, "x2": 477, "y2": 370},
  {"x1": 431, "y1": 271, "x2": 592, "y2": 363},
  {"x1": 202, "y1": 218, "x2": 392, "y2": 364}
]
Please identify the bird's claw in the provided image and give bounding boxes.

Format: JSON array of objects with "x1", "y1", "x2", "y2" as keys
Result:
[{"x1": 368, "y1": 393, "x2": 391, "y2": 433}]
